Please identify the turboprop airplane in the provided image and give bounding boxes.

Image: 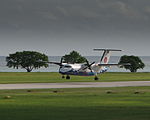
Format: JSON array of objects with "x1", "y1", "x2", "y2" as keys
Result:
[{"x1": 48, "y1": 49, "x2": 125, "y2": 80}]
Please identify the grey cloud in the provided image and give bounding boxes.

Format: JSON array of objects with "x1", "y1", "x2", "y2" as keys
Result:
[
  {"x1": 39, "y1": 11, "x2": 57, "y2": 20},
  {"x1": 0, "y1": 0, "x2": 150, "y2": 56},
  {"x1": 0, "y1": 0, "x2": 149, "y2": 29},
  {"x1": 144, "y1": 6, "x2": 150, "y2": 13},
  {"x1": 96, "y1": 0, "x2": 144, "y2": 19},
  {"x1": 56, "y1": 6, "x2": 70, "y2": 16},
  {"x1": 113, "y1": 1, "x2": 139, "y2": 17}
]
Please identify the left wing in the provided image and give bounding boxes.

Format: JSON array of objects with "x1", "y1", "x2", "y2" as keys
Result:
[
  {"x1": 48, "y1": 62, "x2": 62, "y2": 66},
  {"x1": 38, "y1": 61, "x2": 62, "y2": 66}
]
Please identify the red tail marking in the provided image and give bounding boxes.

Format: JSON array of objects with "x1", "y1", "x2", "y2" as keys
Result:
[{"x1": 104, "y1": 57, "x2": 108, "y2": 63}]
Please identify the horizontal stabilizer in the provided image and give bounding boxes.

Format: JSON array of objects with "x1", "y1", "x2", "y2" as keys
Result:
[
  {"x1": 93, "y1": 49, "x2": 122, "y2": 51},
  {"x1": 98, "y1": 63, "x2": 130, "y2": 67}
]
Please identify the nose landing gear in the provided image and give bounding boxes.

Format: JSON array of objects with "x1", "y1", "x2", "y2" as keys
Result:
[{"x1": 62, "y1": 75, "x2": 65, "y2": 79}]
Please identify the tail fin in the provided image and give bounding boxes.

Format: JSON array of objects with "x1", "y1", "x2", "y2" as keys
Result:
[
  {"x1": 94, "y1": 49, "x2": 122, "y2": 64},
  {"x1": 100, "y1": 50, "x2": 111, "y2": 64}
]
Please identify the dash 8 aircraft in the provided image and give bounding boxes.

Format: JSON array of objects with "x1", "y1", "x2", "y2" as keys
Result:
[{"x1": 48, "y1": 49, "x2": 125, "y2": 80}]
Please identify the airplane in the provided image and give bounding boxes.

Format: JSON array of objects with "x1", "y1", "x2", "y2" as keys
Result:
[{"x1": 48, "y1": 49, "x2": 126, "y2": 80}]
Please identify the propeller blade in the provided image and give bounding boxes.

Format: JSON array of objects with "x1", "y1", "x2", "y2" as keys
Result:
[
  {"x1": 60, "y1": 57, "x2": 63, "y2": 64},
  {"x1": 83, "y1": 61, "x2": 95, "y2": 72},
  {"x1": 86, "y1": 60, "x2": 90, "y2": 65},
  {"x1": 89, "y1": 62, "x2": 95, "y2": 66}
]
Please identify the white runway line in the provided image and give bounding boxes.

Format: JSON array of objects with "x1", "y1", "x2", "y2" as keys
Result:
[{"x1": 0, "y1": 81, "x2": 150, "y2": 89}]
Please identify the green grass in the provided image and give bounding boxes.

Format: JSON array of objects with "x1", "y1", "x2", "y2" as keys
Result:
[
  {"x1": 0, "y1": 87, "x2": 150, "y2": 120},
  {"x1": 0, "y1": 72, "x2": 150, "y2": 83}
]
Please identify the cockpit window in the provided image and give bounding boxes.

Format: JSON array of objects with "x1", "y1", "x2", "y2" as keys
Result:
[{"x1": 64, "y1": 65, "x2": 71, "y2": 68}]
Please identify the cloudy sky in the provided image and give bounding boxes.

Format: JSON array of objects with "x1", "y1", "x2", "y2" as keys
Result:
[{"x1": 0, "y1": 0, "x2": 150, "y2": 56}]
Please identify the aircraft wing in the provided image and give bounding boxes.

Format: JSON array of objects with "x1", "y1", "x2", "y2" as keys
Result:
[
  {"x1": 39, "y1": 61, "x2": 62, "y2": 66},
  {"x1": 47, "y1": 62, "x2": 62, "y2": 66}
]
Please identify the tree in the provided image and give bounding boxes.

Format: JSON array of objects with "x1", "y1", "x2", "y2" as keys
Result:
[
  {"x1": 119, "y1": 55, "x2": 145, "y2": 72},
  {"x1": 6, "y1": 51, "x2": 49, "y2": 72},
  {"x1": 62, "y1": 51, "x2": 87, "y2": 64}
]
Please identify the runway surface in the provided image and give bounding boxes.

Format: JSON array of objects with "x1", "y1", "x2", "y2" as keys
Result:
[{"x1": 0, "y1": 81, "x2": 150, "y2": 89}]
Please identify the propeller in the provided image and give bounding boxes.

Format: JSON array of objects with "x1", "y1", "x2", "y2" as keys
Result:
[
  {"x1": 59, "y1": 58, "x2": 64, "y2": 67},
  {"x1": 60, "y1": 57, "x2": 63, "y2": 64},
  {"x1": 82, "y1": 60, "x2": 95, "y2": 72}
]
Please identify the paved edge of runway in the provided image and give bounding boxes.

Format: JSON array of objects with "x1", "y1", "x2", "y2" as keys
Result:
[{"x1": 0, "y1": 81, "x2": 150, "y2": 90}]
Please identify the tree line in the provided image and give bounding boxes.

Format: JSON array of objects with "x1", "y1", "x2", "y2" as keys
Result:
[{"x1": 6, "y1": 51, "x2": 145, "y2": 72}]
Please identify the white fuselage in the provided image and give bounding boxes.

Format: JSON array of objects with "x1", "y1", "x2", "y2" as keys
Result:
[{"x1": 59, "y1": 63, "x2": 107, "y2": 76}]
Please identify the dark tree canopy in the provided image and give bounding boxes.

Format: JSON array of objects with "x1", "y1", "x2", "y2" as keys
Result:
[
  {"x1": 119, "y1": 55, "x2": 145, "y2": 72},
  {"x1": 62, "y1": 51, "x2": 87, "y2": 64},
  {"x1": 6, "y1": 51, "x2": 49, "y2": 72}
]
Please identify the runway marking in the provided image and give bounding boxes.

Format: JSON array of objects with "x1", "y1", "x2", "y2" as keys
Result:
[{"x1": 0, "y1": 81, "x2": 150, "y2": 89}]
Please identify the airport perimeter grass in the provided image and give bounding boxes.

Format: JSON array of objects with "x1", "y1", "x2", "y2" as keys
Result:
[
  {"x1": 0, "y1": 72, "x2": 150, "y2": 83},
  {"x1": 0, "y1": 87, "x2": 150, "y2": 120}
]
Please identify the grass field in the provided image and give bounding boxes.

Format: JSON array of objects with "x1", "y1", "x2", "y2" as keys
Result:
[
  {"x1": 0, "y1": 72, "x2": 150, "y2": 83},
  {"x1": 0, "y1": 87, "x2": 150, "y2": 120}
]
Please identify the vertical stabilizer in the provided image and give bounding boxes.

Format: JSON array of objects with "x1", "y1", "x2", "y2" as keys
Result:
[
  {"x1": 100, "y1": 50, "x2": 111, "y2": 64},
  {"x1": 93, "y1": 49, "x2": 122, "y2": 64}
]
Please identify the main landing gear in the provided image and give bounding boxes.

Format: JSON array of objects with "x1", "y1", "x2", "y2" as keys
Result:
[
  {"x1": 62, "y1": 75, "x2": 70, "y2": 79},
  {"x1": 66, "y1": 75, "x2": 70, "y2": 79},
  {"x1": 94, "y1": 76, "x2": 99, "y2": 80},
  {"x1": 62, "y1": 75, "x2": 98, "y2": 80}
]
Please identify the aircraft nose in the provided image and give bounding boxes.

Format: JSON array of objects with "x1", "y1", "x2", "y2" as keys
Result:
[{"x1": 59, "y1": 67, "x2": 72, "y2": 73}]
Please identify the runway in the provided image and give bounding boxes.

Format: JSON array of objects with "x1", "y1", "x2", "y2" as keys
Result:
[{"x1": 0, "y1": 81, "x2": 150, "y2": 90}]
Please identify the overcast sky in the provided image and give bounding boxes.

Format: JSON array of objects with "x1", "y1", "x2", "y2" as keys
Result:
[{"x1": 0, "y1": 0, "x2": 150, "y2": 56}]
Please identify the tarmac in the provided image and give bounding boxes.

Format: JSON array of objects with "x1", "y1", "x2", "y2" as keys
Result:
[{"x1": 0, "y1": 81, "x2": 150, "y2": 89}]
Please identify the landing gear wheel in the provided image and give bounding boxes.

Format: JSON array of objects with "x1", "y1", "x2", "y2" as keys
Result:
[
  {"x1": 62, "y1": 76, "x2": 65, "y2": 79},
  {"x1": 94, "y1": 76, "x2": 99, "y2": 80},
  {"x1": 66, "y1": 75, "x2": 70, "y2": 79}
]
